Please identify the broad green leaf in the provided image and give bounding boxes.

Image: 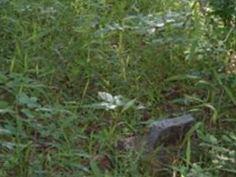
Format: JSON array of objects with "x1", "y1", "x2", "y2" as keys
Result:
[
  {"x1": 166, "y1": 74, "x2": 200, "y2": 81},
  {"x1": 17, "y1": 93, "x2": 40, "y2": 108},
  {"x1": 121, "y1": 99, "x2": 136, "y2": 113}
]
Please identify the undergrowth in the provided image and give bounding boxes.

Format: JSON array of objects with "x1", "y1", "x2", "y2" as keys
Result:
[{"x1": 0, "y1": 0, "x2": 235, "y2": 176}]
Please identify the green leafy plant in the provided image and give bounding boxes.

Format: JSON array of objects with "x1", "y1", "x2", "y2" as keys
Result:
[{"x1": 208, "y1": 0, "x2": 236, "y2": 26}]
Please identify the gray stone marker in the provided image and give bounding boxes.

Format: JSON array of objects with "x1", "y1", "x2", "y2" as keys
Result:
[
  {"x1": 117, "y1": 114, "x2": 195, "y2": 153},
  {"x1": 146, "y1": 114, "x2": 195, "y2": 151}
]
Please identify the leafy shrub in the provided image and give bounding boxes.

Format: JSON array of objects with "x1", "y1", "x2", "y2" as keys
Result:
[{"x1": 208, "y1": 0, "x2": 236, "y2": 26}]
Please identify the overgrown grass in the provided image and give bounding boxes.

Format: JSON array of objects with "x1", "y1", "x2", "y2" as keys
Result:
[{"x1": 0, "y1": 0, "x2": 235, "y2": 176}]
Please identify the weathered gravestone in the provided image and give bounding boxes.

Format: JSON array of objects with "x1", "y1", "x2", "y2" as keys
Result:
[
  {"x1": 146, "y1": 114, "x2": 195, "y2": 151},
  {"x1": 117, "y1": 114, "x2": 195, "y2": 152}
]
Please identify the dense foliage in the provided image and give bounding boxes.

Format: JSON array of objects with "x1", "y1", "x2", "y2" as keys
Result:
[
  {"x1": 209, "y1": 0, "x2": 236, "y2": 26},
  {"x1": 0, "y1": 0, "x2": 235, "y2": 176}
]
